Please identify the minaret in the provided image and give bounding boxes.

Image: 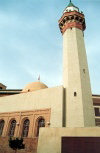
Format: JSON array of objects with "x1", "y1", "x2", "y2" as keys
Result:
[{"x1": 59, "y1": 1, "x2": 95, "y2": 127}]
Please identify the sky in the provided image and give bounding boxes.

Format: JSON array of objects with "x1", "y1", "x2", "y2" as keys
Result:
[{"x1": 0, "y1": 0, "x2": 100, "y2": 94}]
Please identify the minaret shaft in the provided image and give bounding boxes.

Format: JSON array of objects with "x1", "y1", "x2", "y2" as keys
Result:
[
  {"x1": 63, "y1": 28, "x2": 95, "y2": 127},
  {"x1": 59, "y1": 2, "x2": 95, "y2": 127}
]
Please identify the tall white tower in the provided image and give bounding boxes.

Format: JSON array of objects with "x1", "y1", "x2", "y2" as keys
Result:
[{"x1": 59, "y1": 1, "x2": 95, "y2": 127}]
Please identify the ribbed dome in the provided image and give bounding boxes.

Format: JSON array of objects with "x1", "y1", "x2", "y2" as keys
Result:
[{"x1": 22, "y1": 82, "x2": 48, "y2": 93}]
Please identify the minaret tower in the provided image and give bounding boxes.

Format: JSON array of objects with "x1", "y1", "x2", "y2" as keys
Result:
[{"x1": 59, "y1": 1, "x2": 95, "y2": 127}]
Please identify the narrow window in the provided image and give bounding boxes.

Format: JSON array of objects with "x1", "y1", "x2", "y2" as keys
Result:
[
  {"x1": 95, "y1": 118, "x2": 100, "y2": 127},
  {"x1": 8, "y1": 120, "x2": 16, "y2": 137},
  {"x1": 22, "y1": 119, "x2": 30, "y2": 137},
  {"x1": 0, "y1": 120, "x2": 5, "y2": 136},
  {"x1": 74, "y1": 92, "x2": 77, "y2": 97},
  {"x1": 83, "y1": 69, "x2": 85, "y2": 73},
  {"x1": 95, "y1": 108, "x2": 100, "y2": 116},
  {"x1": 36, "y1": 118, "x2": 45, "y2": 137}
]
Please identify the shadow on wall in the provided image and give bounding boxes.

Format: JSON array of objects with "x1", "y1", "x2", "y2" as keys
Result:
[{"x1": 0, "y1": 137, "x2": 38, "y2": 153}]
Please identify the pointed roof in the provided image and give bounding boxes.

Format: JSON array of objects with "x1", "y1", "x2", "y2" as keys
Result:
[
  {"x1": 67, "y1": 1, "x2": 79, "y2": 9},
  {"x1": 67, "y1": 1, "x2": 76, "y2": 7},
  {"x1": 63, "y1": 1, "x2": 79, "y2": 13}
]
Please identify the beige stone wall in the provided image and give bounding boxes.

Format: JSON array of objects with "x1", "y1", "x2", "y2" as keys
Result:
[
  {"x1": 63, "y1": 27, "x2": 95, "y2": 127},
  {"x1": 0, "y1": 86, "x2": 63, "y2": 128},
  {"x1": 37, "y1": 127, "x2": 100, "y2": 153}
]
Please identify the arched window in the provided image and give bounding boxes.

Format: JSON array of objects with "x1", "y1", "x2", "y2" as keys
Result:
[
  {"x1": 0, "y1": 120, "x2": 5, "y2": 136},
  {"x1": 8, "y1": 120, "x2": 16, "y2": 137},
  {"x1": 36, "y1": 118, "x2": 45, "y2": 137},
  {"x1": 22, "y1": 119, "x2": 30, "y2": 137}
]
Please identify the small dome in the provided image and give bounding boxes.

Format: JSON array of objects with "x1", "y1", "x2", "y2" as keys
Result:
[{"x1": 22, "y1": 82, "x2": 48, "y2": 93}]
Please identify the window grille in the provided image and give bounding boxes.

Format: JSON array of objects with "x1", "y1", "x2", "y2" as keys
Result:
[
  {"x1": 22, "y1": 119, "x2": 30, "y2": 137},
  {"x1": 0, "y1": 120, "x2": 5, "y2": 136},
  {"x1": 36, "y1": 118, "x2": 45, "y2": 137},
  {"x1": 8, "y1": 120, "x2": 16, "y2": 137}
]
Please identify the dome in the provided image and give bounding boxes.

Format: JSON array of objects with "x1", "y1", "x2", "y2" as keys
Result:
[{"x1": 22, "y1": 82, "x2": 48, "y2": 93}]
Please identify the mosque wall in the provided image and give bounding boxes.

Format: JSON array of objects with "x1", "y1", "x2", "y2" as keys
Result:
[
  {"x1": 0, "y1": 86, "x2": 64, "y2": 128},
  {"x1": 0, "y1": 109, "x2": 51, "y2": 138},
  {"x1": 37, "y1": 127, "x2": 100, "y2": 153}
]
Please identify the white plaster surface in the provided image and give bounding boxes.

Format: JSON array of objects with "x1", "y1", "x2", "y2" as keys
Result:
[{"x1": 63, "y1": 28, "x2": 95, "y2": 127}]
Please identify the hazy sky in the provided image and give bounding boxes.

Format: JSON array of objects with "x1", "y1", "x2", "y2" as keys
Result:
[{"x1": 0, "y1": 0, "x2": 100, "y2": 94}]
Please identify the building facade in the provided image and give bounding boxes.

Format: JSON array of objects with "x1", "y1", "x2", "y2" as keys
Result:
[{"x1": 0, "y1": 1, "x2": 100, "y2": 153}]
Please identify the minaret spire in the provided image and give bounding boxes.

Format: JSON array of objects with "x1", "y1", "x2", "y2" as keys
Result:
[
  {"x1": 70, "y1": 0, "x2": 71, "y2": 2},
  {"x1": 38, "y1": 75, "x2": 40, "y2": 82}
]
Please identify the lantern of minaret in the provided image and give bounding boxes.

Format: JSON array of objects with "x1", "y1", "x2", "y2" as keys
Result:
[{"x1": 59, "y1": 1, "x2": 95, "y2": 127}]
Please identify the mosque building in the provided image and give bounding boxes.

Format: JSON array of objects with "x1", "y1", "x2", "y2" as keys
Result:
[{"x1": 0, "y1": 1, "x2": 100, "y2": 153}]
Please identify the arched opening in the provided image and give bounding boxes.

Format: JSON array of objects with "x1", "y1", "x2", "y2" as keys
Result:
[
  {"x1": 21, "y1": 119, "x2": 30, "y2": 137},
  {"x1": 8, "y1": 120, "x2": 16, "y2": 137},
  {"x1": 36, "y1": 118, "x2": 45, "y2": 137},
  {"x1": 0, "y1": 120, "x2": 5, "y2": 136}
]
